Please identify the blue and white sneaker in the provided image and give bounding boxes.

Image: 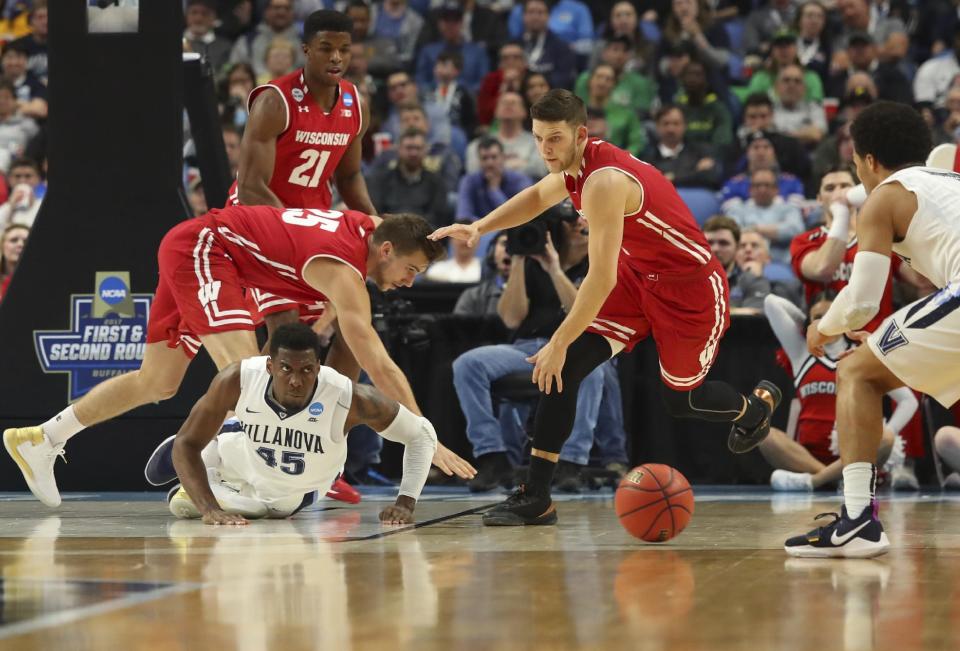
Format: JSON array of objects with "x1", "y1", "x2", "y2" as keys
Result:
[
  {"x1": 784, "y1": 505, "x2": 890, "y2": 558},
  {"x1": 144, "y1": 419, "x2": 243, "y2": 486}
]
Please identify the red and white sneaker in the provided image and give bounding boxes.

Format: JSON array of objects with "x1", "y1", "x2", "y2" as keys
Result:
[{"x1": 326, "y1": 476, "x2": 361, "y2": 504}]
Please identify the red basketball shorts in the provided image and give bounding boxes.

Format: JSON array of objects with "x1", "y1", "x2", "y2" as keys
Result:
[
  {"x1": 146, "y1": 219, "x2": 256, "y2": 358},
  {"x1": 586, "y1": 258, "x2": 730, "y2": 390}
]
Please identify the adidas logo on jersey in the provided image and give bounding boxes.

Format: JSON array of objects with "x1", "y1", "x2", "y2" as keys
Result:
[{"x1": 294, "y1": 130, "x2": 351, "y2": 146}]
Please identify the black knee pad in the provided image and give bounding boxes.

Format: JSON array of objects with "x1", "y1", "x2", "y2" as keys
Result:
[{"x1": 660, "y1": 384, "x2": 695, "y2": 419}]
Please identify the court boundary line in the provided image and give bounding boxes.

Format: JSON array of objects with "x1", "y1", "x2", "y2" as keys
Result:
[
  {"x1": 337, "y1": 503, "x2": 492, "y2": 542},
  {"x1": 0, "y1": 582, "x2": 202, "y2": 641}
]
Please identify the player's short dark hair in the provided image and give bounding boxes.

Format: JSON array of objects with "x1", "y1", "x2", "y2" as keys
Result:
[
  {"x1": 437, "y1": 49, "x2": 463, "y2": 70},
  {"x1": 654, "y1": 103, "x2": 683, "y2": 122},
  {"x1": 372, "y1": 214, "x2": 446, "y2": 263},
  {"x1": 850, "y1": 101, "x2": 931, "y2": 170},
  {"x1": 477, "y1": 137, "x2": 503, "y2": 153},
  {"x1": 530, "y1": 89, "x2": 587, "y2": 126},
  {"x1": 703, "y1": 215, "x2": 741, "y2": 243},
  {"x1": 744, "y1": 93, "x2": 774, "y2": 110},
  {"x1": 269, "y1": 322, "x2": 323, "y2": 359},
  {"x1": 303, "y1": 9, "x2": 353, "y2": 43}
]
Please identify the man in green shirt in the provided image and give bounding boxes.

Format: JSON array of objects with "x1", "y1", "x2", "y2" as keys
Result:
[
  {"x1": 746, "y1": 28, "x2": 824, "y2": 102},
  {"x1": 574, "y1": 35, "x2": 656, "y2": 119}
]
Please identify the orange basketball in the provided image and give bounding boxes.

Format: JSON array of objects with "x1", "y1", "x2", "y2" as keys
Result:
[{"x1": 615, "y1": 464, "x2": 694, "y2": 542}]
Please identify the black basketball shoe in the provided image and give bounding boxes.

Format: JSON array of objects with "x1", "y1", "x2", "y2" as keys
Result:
[
  {"x1": 728, "y1": 380, "x2": 782, "y2": 453},
  {"x1": 481, "y1": 484, "x2": 557, "y2": 526},
  {"x1": 784, "y1": 505, "x2": 890, "y2": 558}
]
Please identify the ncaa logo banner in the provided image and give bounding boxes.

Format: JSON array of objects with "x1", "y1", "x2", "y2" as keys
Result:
[{"x1": 34, "y1": 272, "x2": 152, "y2": 401}]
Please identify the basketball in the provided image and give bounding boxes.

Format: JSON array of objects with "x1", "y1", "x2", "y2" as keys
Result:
[{"x1": 615, "y1": 464, "x2": 694, "y2": 542}]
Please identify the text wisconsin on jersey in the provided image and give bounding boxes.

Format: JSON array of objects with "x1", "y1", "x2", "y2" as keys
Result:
[{"x1": 294, "y1": 131, "x2": 351, "y2": 146}]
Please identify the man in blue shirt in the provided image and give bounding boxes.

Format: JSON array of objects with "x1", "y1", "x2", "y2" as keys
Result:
[
  {"x1": 415, "y1": 3, "x2": 490, "y2": 92},
  {"x1": 456, "y1": 137, "x2": 532, "y2": 221}
]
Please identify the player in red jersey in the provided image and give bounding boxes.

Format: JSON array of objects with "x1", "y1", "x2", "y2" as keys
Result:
[
  {"x1": 230, "y1": 10, "x2": 378, "y2": 342},
  {"x1": 4, "y1": 207, "x2": 477, "y2": 508},
  {"x1": 760, "y1": 292, "x2": 916, "y2": 491},
  {"x1": 431, "y1": 90, "x2": 782, "y2": 525}
]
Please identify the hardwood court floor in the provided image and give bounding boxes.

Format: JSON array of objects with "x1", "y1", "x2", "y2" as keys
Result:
[{"x1": 1, "y1": 488, "x2": 959, "y2": 651}]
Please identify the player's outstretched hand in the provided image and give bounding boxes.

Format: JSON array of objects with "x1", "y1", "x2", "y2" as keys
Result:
[
  {"x1": 202, "y1": 509, "x2": 249, "y2": 526},
  {"x1": 429, "y1": 222, "x2": 480, "y2": 248},
  {"x1": 379, "y1": 503, "x2": 415, "y2": 525},
  {"x1": 527, "y1": 339, "x2": 567, "y2": 395},
  {"x1": 432, "y1": 442, "x2": 477, "y2": 479}
]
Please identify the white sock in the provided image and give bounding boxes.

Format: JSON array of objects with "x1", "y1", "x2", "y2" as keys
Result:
[
  {"x1": 843, "y1": 462, "x2": 875, "y2": 519},
  {"x1": 42, "y1": 405, "x2": 85, "y2": 446}
]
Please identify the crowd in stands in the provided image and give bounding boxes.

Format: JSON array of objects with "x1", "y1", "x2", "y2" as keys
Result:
[
  {"x1": 175, "y1": 0, "x2": 960, "y2": 490},
  {"x1": 0, "y1": 0, "x2": 45, "y2": 304}
]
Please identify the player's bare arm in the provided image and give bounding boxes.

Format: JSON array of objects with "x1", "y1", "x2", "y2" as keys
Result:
[
  {"x1": 529, "y1": 170, "x2": 629, "y2": 394},
  {"x1": 800, "y1": 235, "x2": 849, "y2": 282},
  {"x1": 171, "y1": 364, "x2": 248, "y2": 526},
  {"x1": 429, "y1": 172, "x2": 568, "y2": 246},
  {"x1": 237, "y1": 89, "x2": 287, "y2": 208},
  {"x1": 808, "y1": 184, "x2": 910, "y2": 355},
  {"x1": 333, "y1": 95, "x2": 377, "y2": 214},
  {"x1": 497, "y1": 254, "x2": 529, "y2": 329}
]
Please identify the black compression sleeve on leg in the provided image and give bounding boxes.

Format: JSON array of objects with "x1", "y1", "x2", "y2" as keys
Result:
[
  {"x1": 530, "y1": 332, "x2": 613, "y2": 456},
  {"x1": 660, "y1": 380, "x2": 763, "y2": 425}
]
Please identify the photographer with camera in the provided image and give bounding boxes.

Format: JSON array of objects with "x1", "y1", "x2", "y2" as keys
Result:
[{"x1": 452, "y1": 206, "x2": 627, "y2": 492}]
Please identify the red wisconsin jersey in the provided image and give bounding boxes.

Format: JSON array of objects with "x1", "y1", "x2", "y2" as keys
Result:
[
  {"x1": 228, "y1": 70, "x2": 362, "y2": 209},
  {"x1": 793, "y1": 353, "x2": 839, "y2": 461},
  {"x1": 563, "y1": 139, "x2": 712, "y2": 276},
  {"x1": 790, "y1": 227, "x2": 899, "y2": 332},
  {"x1": 201, "y1": 205, "x2": 374, "y2": 304}
]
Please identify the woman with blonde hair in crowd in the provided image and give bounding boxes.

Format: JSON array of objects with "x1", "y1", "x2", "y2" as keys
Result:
[{"x1": 0, "y1": 223, "x2": 28, "y2": 303}]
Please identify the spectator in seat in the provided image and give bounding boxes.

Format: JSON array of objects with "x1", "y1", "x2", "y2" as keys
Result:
[
  {"x1": 742, "y1": 0, "x2": 797, "y2": 56},
  {"x1": 187, "y1": 174, "x2": 208, "y2": 217},
  {"x1": 831, "y1": 0, "x2": 907, "y2": 70},
  {"x1": 347, "y1": 0, "x2": 402, "y2": 78},
  {"x1": 229, "y1": 0, "x2": 303, "y2": 79},
  {"x1": 0, "y1": 157, "x2": 40, "y2": 229},
  {"x1": 521, "y1": 71, "x2": 550, "y2": 116},
  {"x1": 736, "y1": 227, "x2": 803, "y2": 305},
  {"x1": 466, "y1": 91, "x2": 547, "y2": 180},
  {"x1": 369, "y1": 0, "x2": 424, "y2": 68},
  {"x1": 745, "y1": 28, "x2": 825, "y2": 103},
  {"x1": 381, "y1": 70, "x2": 451, "y2": 145},
  {"x1": 426, "y1": 50, "x2": 478, "y2": 138},
  {"x1": 794, "y1": 1, "x2": 831, "y2": 86},
  {"x1": 507, "y1": 0, "x2": 595, "y2": 59},
  {"x1": 811, "y1": 118, "x2": 859, "y2": 190},
  {"x1": 258, "y1": 37, "x2": 298, "y2": 85},
  {"x1": 220, "y1": 63, "x2": 255, "y2": 129},
  {"x1": 518, "y1": 0, "x2": 576, "y2": 91},
  {"x1": 415, "y1": 3, "x2": 490, "y2": 93},
  {"x1": 704, "y1": 215, "x2": 771, "y2": 314},
  {"x1": 0, "y1": 81, "x2": 36, "y2": 174},
  {"x1": 772, "y1": 64, "x2": 827, "y2": 147},
  {"x1": 645, "y1": 103, "x2": 721, "y2": 190},
  {"x1": 725, "y1": 168, "x2": 804, "y2": 265},
  {"x1": 183, "y1": 0, "x2": 233, "y2": 76},
  {"x1": 371, "y1": 104, "x2": 462, "y2": 205},
  {"x1": 656, "y1": 40, "x2": 696, "y2": 107},
  {"x1": 721, "y1": 130, "x2": 805, "y2": 210},
  {"x1": 9, "y1": 2, "x2": 45, "y2": 84},
  {"x1": 574, "y1": 36, "x2": 657, "y2": 119},
  {"x1": 660, "y1": 0, "x2": 731, "y2": 94},
  {"x1": 1, "y1": 43, "x2": 44, "y2": 121},
  {"x1": 582, "y1": 64, "x2": 647, "y2": 154},
  {"x1": 477, "y1": 42, "x2": 529, "y2": 127},
  {"x1": 826, "y1": 31, "x2": 913, "y2": 105},
  {"x1": 368, "y1": 128, "x2": 450, "y2": 227},
  {"x1": 456, "y1": 137, "x2": 532, "y2": 222},
  {"x1": 452, "y1": 215, "x2": 622, "y2": 493},
  {"x1": 454, "y1": 232, "x2": 510, "y2": 316},
  {"x1": 416, "y1": 0, "x2": 508, "y2": 62},
  {"x1": 0, "y1": 222, "x2": 27, "y2": 303},
  {"x1": 913, "y1": 30, "x2": 960, "y2": 110},
  {"x1": 425, "y1": 219, "x2": 483, "y2": 283},
  {"x1": 733, "y1": 93, "x2": 811, "y2": 183},
  {"x1": 675, "y1": 59, "x2": 733, "y2": 156},
  {"x1": 591, "y1": 1, "x2": 658, "y2": 78}
]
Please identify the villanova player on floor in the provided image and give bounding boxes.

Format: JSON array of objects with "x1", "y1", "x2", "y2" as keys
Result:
[{"x1": 145, "y1": 323, "x2": 437, "y2": 525}]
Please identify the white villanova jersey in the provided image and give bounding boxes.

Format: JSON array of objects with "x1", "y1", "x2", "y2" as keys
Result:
[
  {"x1": 230, "y1": 356, "x2": 353, "y2": 498},
  {"x1": 878, "y1": 166, "x2": 960, "y2": 288}
]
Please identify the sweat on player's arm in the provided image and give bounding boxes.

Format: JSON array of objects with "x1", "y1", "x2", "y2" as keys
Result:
[
  {"x1": 528, "y1": 170, "x2": 626, "y2": 394},
  {"x1": 808, "y1": 183, "x2": 909, "y2": 354},
  {"x1": 237, "y1": 88, "x2": 286, "y2": 208}
]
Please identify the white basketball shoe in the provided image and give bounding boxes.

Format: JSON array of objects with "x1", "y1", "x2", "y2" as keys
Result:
[{"x1": 3, "y1": 426, "x2": 66, "y2": 507}]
